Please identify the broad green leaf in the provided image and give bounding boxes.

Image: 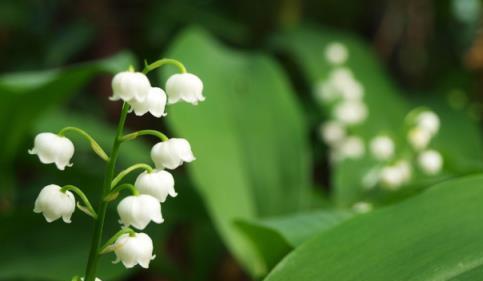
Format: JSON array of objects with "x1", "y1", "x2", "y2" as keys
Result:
[
  {"x1": 236, "y1": 209, "x2": 352, "y2": 269},
  {"x1": 0, "y1": 51, "x2": 135, "y2": 200},
  {"x1": 161, "y1": 27, "x2": 312, "y2": 276},
  {"x1": 238, "y1": 209, "x2": 352, "y2": 248},
  {"x1": 264, "y1": 174, "x2": 483, "y2": 281}
]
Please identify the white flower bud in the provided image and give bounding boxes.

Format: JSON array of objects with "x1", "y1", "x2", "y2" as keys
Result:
[
  {"x1": 325, "y1": 42, "x2": 349, "y2": 65},
  {"x1": 335, "y1": 136, "x2": 365, "y2": 160},
  {"x1": 352, "y1": 201, "x2": 373, "y2": 213},
  {"x1": 111, "y1": 71, "x2": 151, "y2": 102},
  {"x1": 418, "y1": 150, "x2": 443, "y2": 175},
  {"x1": 333, "y1": 100, "x2": 368, "y2": 125},
  {"x1": 151, "y1": 138, "x2": 196, "y2": 170},
  {"x1": 370, "y1": 135, "x2": 395, "y2": 161},
  {"x1": 28, "y1": 132, "x2": 75, "y2": 170},
  {"x1": 166, "y1": 73, "x2": 204, "y2": 105},
  {"x1": 135, "y1": 170, "x2": 176, "y2": 203},
  {"x1": 417, "y1": 111, "x2": 440, "y2": 135},
  {"x1": 407, "y1": 127, "x2": 432, "y2": 150},
  {"x1": 33, "y1": 184, "x2": 75, "y2": 223},
  {"x1": 128, "y1": 87, "x2": 167, "y2": 118},
  {"x1": 320, "y1": 121, "x2": 346, "y2": 145},
  {"x1": 113, "y1": 232, "x2": 155, "y2": 269},
  {"x1": 117, "y1": 195, "x2": 163, "y2": 230}
]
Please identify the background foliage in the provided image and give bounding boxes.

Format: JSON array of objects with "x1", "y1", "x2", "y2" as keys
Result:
[{"x1": 1, "y1": 0, "x2": 483, "y2": 280}]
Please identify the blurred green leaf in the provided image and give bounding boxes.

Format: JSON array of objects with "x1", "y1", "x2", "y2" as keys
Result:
[
  {"x1": 161, "y1": 27, "x2": 312, "y2": 276},
  {"x1": 0, "y1": 51, "x2": 135, "y2": 201},
  {"x1": 0, "y1": 210, "x2": 126, "y2": 281},
  {"x1": 264, "y1": 174, "x2": 483, "y2": 281}
]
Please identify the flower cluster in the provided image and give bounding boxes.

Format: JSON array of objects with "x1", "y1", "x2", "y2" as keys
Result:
[
  {"x1": 316, "y1": 42, "x2": 368, "y2": 161},
  {"x1": 29, "y1": 59, "x2": 203, "y2": 280},
  {"x1": 315, "y1": 42, "x2": 445, "y2": 198}
]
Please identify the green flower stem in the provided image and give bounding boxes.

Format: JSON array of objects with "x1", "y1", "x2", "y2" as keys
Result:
[
  {"x1": 98, "y1": 227, "x2": 136, "y2": 255},
  {"x1": 110, "y1": 163, "x2": 153, "y2": 188},
  {"x1": 61, "y1": 185, "x2": 97, "y2": 219},
  {"x1": 120, "y1": 129, "x2": 169, "y2": 142},
  {"x1": 58, "y1": 127, "x2": 109, "y2": 161},
  {"x1": 104, "y1": 183, "x2": 139, "y2": 202},
  {"x1": 143, "y1": 58, "x2": 187, "y2": 74},
  {"x1": 84, "y1": 102, "x2": 130, "y2": 281}
]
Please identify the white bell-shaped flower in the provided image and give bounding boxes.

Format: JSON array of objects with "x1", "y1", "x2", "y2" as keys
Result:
[
  {"x1": 333, "y1": 136, "x2": 365, "y2": 161},
  {"x1": 320, "y1": 121, "x2": 346, "y2": 146},
  {"x1": 151, "y1": 138, "x2": 196, "y2": 170},
  {"x1": 117, "y1": 194, "x2": 163, "y2": 230},
  {"x1": 314, "y1": 80, "x2": 339, "y2": 103},
  {"x1": 325, "y1": 42, "x2": 349, "y2": 65},
  {"x1": 416, "y1": 111, "x2": 440, "y2": 136},
  {"x1": 418, "y1": 150, "x2": 443, "y2": 175},
  {"x1": 370, "y1": 135, "x2": 395, "y2": 161},
  {"x1": 113, "y1": 232, "x2": 155, "y2": 268},
  {"x1": 111, "y1": 71, "x2": 151, "y2": 102},
  {"x1": 135, "y1": 169, "x2": 176, "y2": 203},
  {"x1": 379, "y1": 160, "x2": 412, "y2": 190},
  {"x1": 34, "y1": 184, "x2": 75, "y2": 223},
  {"x1": 333, "y1": 100, "x2": 368, "y2": 125},
  {"x1": 128, "y1": 87, "x2": 167, "y2": 117},
  {"x1": 166, "y1": 73, "x2": 204, "y2": 105},
  {"x1": 408, "y1": 127, "x2": 432, "y2": 150},
  {"x1": 29, "y1": 132, "x2": 75, "y2": 170}
]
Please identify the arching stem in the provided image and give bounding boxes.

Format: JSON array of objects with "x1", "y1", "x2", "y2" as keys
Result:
[
  {"x1": 58, "y1": 127, "x2": 109, "y2": 161},
  {"x1": 143, "y1": 58, "x2": 187, "y2": 74},
  {"x1": 110, "y1": 163, "x2": 153, "y2": 188}
]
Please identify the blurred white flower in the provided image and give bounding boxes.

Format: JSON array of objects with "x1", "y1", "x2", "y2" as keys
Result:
[
  {"x1": 335, "y1": 136, "x2": 365, "y2": 160},
  {"x1": 113, "y1": 232, "x2": 155, "y2": 269},
  {"x1": 416, "y1": 111, "x2": 440, "y2": 136},
  {"x1": 29, "y1": 132, "x2": 75, "y2": 170},
  {"x1": 407, "y1": 127, "x2": 432, "y2": 150},
  {"x1": 34, "y1": 184, "x2": 75, "y2": 223},
  {"x1": 320, "y1": 121, "x2": 346, "y2": 145},
  {"x1": 151, "y1": 138, "x2": 196, "y2": 170},
  {"x1": 117, "y1": 194, "x2": 163, "y2": 230},
  {"x1": 361, "y1": 167, "x2": 381, "y2": 190},
  {"x1": 135, "y1": 169, "x2": 177, "y2": 203},
  {"x1": 166, "y1": 73, "x2": 204, "y2": 105},
  {"x1": 379, "y1": 160, "x2": 412, "y2": 190},
  {"x1": 80, "y1": 278, "x2": 101, "y2": 281},
  {"x1": 111, "y1": 71, "x2": 151, "y2": 103},
  {"x1": 315, "y1": 80, "x2": 339, "y2": 103},
  {"x1": 333, "y1": 99, "x2": 368, "y2": 125},
  {"x1": 128, "y1": 87, "x2": 167, "y2": 118},
  {"x1": 352, "y1": 201, "x2": 373, "y2": 213},
  {"x1": 418, "y1": 150, "x2": 443, "y2": 175},
  {"x1": 325, "y1": 42, "x2": 349, "y2": 65},
  {"x1": 369, "y1": 135, "x2": 395, "y2": 161}
]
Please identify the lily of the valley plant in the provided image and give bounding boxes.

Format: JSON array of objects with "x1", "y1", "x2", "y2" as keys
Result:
[{"x1": 29, "y1": 58, "x2": 204, "y2": 281}]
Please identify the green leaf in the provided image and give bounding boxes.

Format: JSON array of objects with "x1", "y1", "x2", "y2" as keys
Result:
[
  {"x1": 0, "y1": 51, "x2": 135, "y2": 200},
  {"x1": 236, "y1": 209, "x2": 353, "y2": 269},
  {"x1": 161, "y1": 27, "x2": 312, "y2": 276},
  {"x1": 264, "y1": 174, "x2": 483, "y2": 281}
]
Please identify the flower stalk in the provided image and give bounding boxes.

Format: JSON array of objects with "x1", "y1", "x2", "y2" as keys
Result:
[
  {"x1": 58, "y1": 127, "x2": 109, "y2": 161},
  {"x1": 84, "y1": 102, "x2": 130, "y2": 281}
]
